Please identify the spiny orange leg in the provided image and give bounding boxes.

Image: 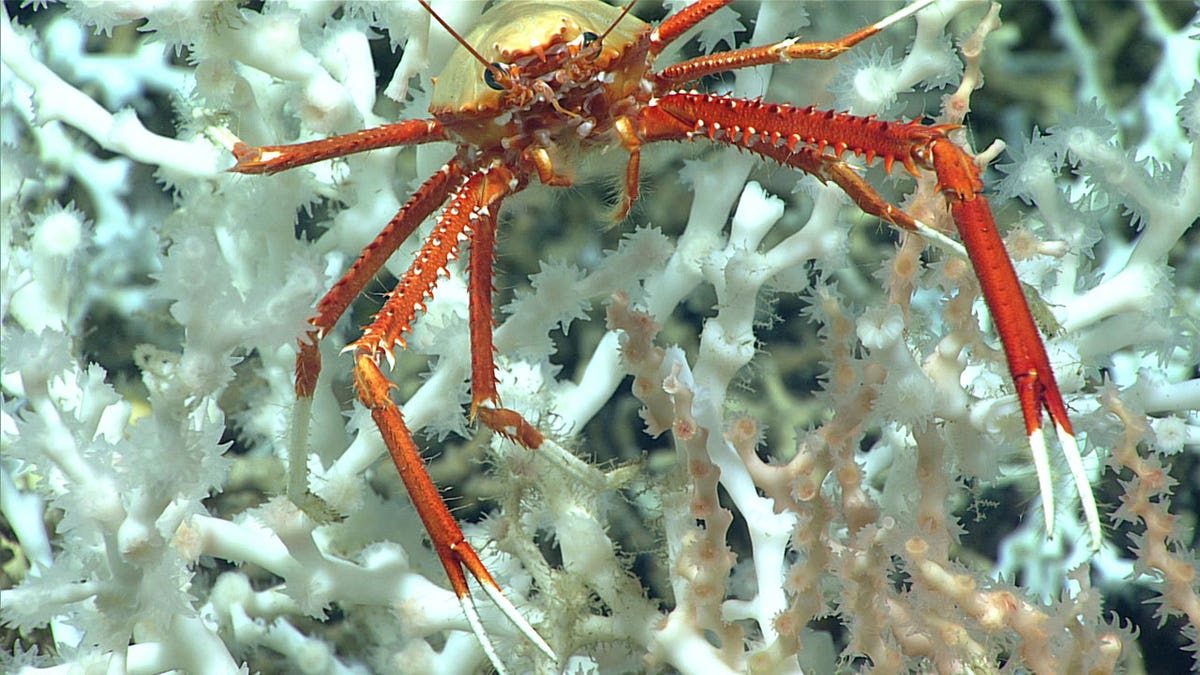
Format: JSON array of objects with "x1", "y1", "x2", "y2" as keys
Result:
[
  {"x1": 229, "y1": 119, "x2": 452, "y2": 404},
  {"x1": 620, "y1": 0, "x2": 942, "y2": 226},
  {"x1": 230, "y1": 124, "x2": 554, "y2": 663},
  {"x1": 347, "y1": 162, "x2": 553, "y2": 667},
  {"x1": 929, "y1": 139, "x2": 1099, "y2": 548},
  {"x1": 231, "y1": 123, "x2": 461, "y2": 506},
  {"x1": 635, "y1": 91, "x2": 1101, "y2": 549},
  {"x1": 463, "y1": 181, "x2": 546, "y2": 450},
  {"x1": 651, "y1": 0, "x2": 936, "y2": 81},
  {"x1": 230, "y1": 118, "x2": 446, "y2": 175}
]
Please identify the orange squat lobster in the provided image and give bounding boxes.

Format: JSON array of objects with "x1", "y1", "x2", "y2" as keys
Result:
[{"x1": 227, "y1": 0, "x2": 1099, "y2": 668}]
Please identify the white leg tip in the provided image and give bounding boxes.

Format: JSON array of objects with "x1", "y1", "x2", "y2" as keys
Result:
[
  {"x1": 459, "y1": 593, "x2": 508, "y2": 675},
  {"x1": 1027, "y1": 425, "x2": 1056, "y2": 539},
  {"x1": 477, "y1": 577, "x2": 556, "y2": 662},
  {"x1": 1055, "y1": 420, "x2": 1102, "y2": 552}
]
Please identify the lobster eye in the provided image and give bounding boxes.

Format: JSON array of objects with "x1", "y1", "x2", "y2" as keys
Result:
[
  {"x1": 483, "y1": 62, "x2": 508, "y2": 91},
  {"x1": 580, "y1": 31, "x2": 601, "y2": 58}
]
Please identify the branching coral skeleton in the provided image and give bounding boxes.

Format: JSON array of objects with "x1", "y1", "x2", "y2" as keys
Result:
[{"x1": 2, "y1": 1, "x2": 1198, "y2": 673}]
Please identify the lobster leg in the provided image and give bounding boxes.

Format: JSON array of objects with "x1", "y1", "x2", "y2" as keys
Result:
[
  {"x1": 228, "y1": 123, "x2": 553, "y2": 663},
  {"x1": 230, "y1": 118, "x2": 446, "y2": 174},
  {"x1": 929, "y1": 139, "x2": 1100, "y2": 547},
  {"x1": 463, "y1": 182, "x2": 546, "y2": 450},
  {"x1": 229, "y1": 119, "x2": 456, "y2": 401},
  {"x1": 353, "y1": 354, "x2": 552, "y2": 670},
  {"x1": 349, "y1": 163, "x2": 554, "y2": 666},
  {"x1": 636, "y1": 94, "x2": 1100, "y2": 548},
  {"x1": 230, "y1": 147, "x2": 463, "y2": 506},
  {"x1": 653, "y1": 0, "x2": 936, "y2": 84}
]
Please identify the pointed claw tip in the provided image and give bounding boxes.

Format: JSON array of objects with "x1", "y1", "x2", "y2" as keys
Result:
[
  {"x1": 1026, "y1": 425, "x2": 1058, "y2": 540},
  {"x1": 1054, "y1": 420, "x2": 1103, "y2": 553},
  {"x1": 476, "y1": 575, "x2": 556, "y2": 661},
  {"x1": 458, "y1": 595, "x2": 508, "y2": 675}
]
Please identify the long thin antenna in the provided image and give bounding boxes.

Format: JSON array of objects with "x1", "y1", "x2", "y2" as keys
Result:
[
  {"x1": 598, "y1": 2, "x2": 637, "y2": 44},
  {"x1": 416, "y1": 0, "x2": 510, "y2": 87}
]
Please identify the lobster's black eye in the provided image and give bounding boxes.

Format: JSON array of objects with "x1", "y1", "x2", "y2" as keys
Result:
[
  {"x1": 581, "y1": 31, "x2": 600, "y2": 49},
  {"x1": 483, "y1": 62, "x2": 507, "y2": 90}
]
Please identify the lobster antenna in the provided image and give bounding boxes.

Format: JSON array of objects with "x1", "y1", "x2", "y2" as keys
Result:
[
  {"x1": 599, "y1": 2, "x2": 637, "y2": 43},
  {"x1": 416, "y1": 0, "x2": 510, "y2": 87}
]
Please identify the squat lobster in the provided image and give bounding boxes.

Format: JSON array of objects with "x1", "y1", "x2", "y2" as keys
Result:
[{"x1": 224, "y1": 0, "x2": 1099, "y2": 668}]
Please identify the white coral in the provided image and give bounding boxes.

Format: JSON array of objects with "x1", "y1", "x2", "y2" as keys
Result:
[{"x1": 2, "y1": 1, "x2": 1197, "y2": 673}]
